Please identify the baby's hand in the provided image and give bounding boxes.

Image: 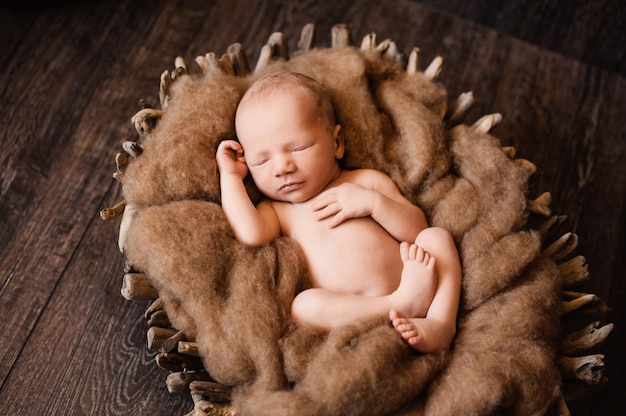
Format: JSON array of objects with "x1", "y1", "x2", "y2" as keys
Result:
[
  {"x1": 312, "y1": 183, "x2": 376, "y2": 227},
  {"x1": 216, "y1": 140, "x2": 248, "y2": 179}
]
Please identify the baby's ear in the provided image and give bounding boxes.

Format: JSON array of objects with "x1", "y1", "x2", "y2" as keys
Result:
[{"x1": 334, "y1": 124, "x2": 345, "y2": 159}]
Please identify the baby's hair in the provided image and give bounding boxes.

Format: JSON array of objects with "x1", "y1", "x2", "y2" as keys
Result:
[{"x1": 238, "y1": 71, "x2": 337, "y2": 132}]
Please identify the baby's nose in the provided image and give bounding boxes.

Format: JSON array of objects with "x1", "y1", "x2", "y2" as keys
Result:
[{"x1": 273, "y1": 154, "x2": 296, "y2": 176}]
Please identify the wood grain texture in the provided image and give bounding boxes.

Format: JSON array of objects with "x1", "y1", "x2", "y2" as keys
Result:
[{"x1": 0, "y1": 0, "x2": 623, "y2": 415}]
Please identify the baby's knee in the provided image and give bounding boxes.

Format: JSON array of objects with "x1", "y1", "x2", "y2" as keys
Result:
[{"x1": 415, "y1": 226, "x2": 454, "y2": 248}]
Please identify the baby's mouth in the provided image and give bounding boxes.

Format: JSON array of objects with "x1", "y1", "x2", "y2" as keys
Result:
[{"x1": 279, "y1": 181, "x2": 304, "y2": 193}]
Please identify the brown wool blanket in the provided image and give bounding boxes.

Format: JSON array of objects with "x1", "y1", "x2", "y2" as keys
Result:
[{"x1": 119, "y1": 47, "x2": 562, "y2": 415}]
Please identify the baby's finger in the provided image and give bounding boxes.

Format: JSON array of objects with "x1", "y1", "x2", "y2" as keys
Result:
[
  {"x1": 314, "y1": 203, "x2": 341, "y2": 220},
  {"x1": 311, "y1": 192, "x2": 337, "y2": 212}
]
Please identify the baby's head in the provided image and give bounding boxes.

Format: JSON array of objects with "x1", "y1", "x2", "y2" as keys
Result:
[
  {"x1": 235, "y1": 71, "x2": 345, "y2": 203},
  {"x1": 236, "y1": 71, "x2": 337, "y2": 134}
]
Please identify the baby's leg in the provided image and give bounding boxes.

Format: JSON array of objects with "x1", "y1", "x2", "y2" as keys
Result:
[
  {"x1": 390, "y1": 227, "x2": 462, "y2": 353},
  {"x1": 291, "y1": 242, "x2": 437, "y2": 330}
]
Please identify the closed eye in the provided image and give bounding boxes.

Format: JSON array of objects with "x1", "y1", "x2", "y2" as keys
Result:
[
  {"x1": 292, "y1": 143, "x2": 313, "y2": 152},
  {"x1": 250, "y1": 158, "x2": 268, "y2": 167}
]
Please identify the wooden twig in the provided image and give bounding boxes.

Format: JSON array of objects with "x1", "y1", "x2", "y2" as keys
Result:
[
  {"x1": 190, "y1": 380, "x2": 233, "y2": 401},
  {"x1": 559, "y1": 354, "x2": 606, "y2": 384},
  {"x1": 513, "y1": 158, "x2": 539, "y2": 180},
  {"x1": 131, "y1": 108, "x2": 163, "y2": 136},
  {"x1": 560, "y1": 321, "x2": 614, "y2": 355},
  {"x1": 297, "y1": 23, "x2": 315, "y2": 53},
  {"x1": 471, "y1": 113, "x2": 502, "y2": 134},
  {"x1": 331, "y1": 24, "x2": 351, "y2": 48},
  {"x1": 406, "y1": 47, "x2": 419, "y2": 76},
  {"x1": 121, "y1": 272, "x2": 158, "y2": 301},
  {"x1": 178, "y1": 340, "x2": 201, "y2": 357},
  {"x1": 99, "y1": 199, "x2": 126, "y2": 221},
  {"x1": 162, "y1": 330, "x2": 186, "y2": 353},
  {"x1": 156, "y1": 351, "x2": 204, "y2": 372},
  {"x1": 527, "y1": 192, "x2": 552, "y2": 216},
  {"x1": 166, "y1": 372, "x2": 212, "y2": 395},
  {"x1": 227, "y1": 43, "x2": 249, "y2": 76},
  {"x1": 447, "y1": 91, "x2": 474, "y2": 124},
  {"x1": 562, "y1": 293, "x2": 597, "y2": 314},
  {"x1": 147, "y1": 326, "x2": 178, "y2": 351},
  {"x1": 544, "y1": 232, "x2": 578, "y2": 262},
  {"x1": 423, "y1": 56, "x2": 443, "y2": 80},
  {"x1": 147, "y1": 309, "x2": 171, "y2": 327}
]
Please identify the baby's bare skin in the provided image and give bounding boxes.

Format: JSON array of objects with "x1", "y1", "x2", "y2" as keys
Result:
[
  {"x1": 217, "y1": 71, "x2": 460, "y2": 353},
  {"x1": 273, "y1": 170, "x2": 437, "y2": 323}
]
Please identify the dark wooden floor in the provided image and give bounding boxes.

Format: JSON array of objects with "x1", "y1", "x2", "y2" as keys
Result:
[{"x1": 1, "y1": 0, "x2": 624, "y2": 414}]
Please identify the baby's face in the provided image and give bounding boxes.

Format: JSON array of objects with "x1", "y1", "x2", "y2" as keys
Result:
[{"x1": 235, "y1": 90, "x2": 344, "y2": 203}]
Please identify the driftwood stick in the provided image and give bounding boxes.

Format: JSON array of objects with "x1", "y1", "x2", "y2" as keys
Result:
[
  {"x1": 447, "y1": 91, "x2": 474, "y2": 124},
  {"x1": 190, "y1": 380, "x2": 233, "y2": 401},
  {"x1": 144, "y1": 297, "x2": 165, "y2": 320},
  {"x1": 331, "y1": 23, "x2": 351, "y2": 48},
  {"x1": 527, "y1": 192, "x2": 552, "y2": 216},
  {"x1": 527, "y1": 198, "x2": 551, "y2": 217},
  {"x1": 99, "y1": 199, "x2": 126, "y2": 221},
  {"x1": 131, "y1": 108, "x2": 163, "y2": 136},
  {"x1": 113, "y1": 152, "x2": 128, "y2": 182},
  {"x1": 544, "y1": 232, "x2": 578, "y2": 262},
  {"x1": 147, "y1": 326, "x2": 178, "y2": 351},
  {"x1": 501, "y1": 146, "x2": 516, "y2": 158},
  {"x1": 423, "y1": 56, "x2": 443, "y2": 80},
  {"x1": 195, "y1": 52, "x2": 221, "y2": 74},
  {"x1": 406, "y1": 47, "x2": 419, "y2": 75},
  {"x1": 560, "y1": 321, "x2": 614, "y2": 355},
  {"x1": 173, "y1": 56, "x2": 188, "y2": 80},
  {"x1": 513, "y1": 158, "x2": 539, "y2": 180},
  {"x1": 380, "y1": 40, "x2": 404, "y2": 65},
  {"x1": 156, "y1": 351, "x2": 204, "y2": 372},
  {"x1": 558, "y1": 354, "x2": 606, "y2": 384},
  {"x1": 562, "y1": 293, "x2": 597, "y2": 314},
  {"x1": 561, "y1": 297, "x2": 609, "y2": 324},
  {"x1": 268, "y1": 32, "x2": 288, "y2": 59},
  {"x1": 360, "y1": 32, "x2": 376, "y2": 50},
  {"x1": 219, "y1": 54, "x2": 235, "y2": 76},
  {"x1": 297, "y1": 23, "x2": 315, "y2": 53},
  {"x1": 471, "y1": 113, "x2": 502, "y2": 134},
  {"x1": 166, "y1": 372, "x2": 212, "y2": 395},
  {"x1": 159, "y1": 69, "x2": 172, "y2": 109},
  {"x1": 227, "y1": 43, "x2": 249, "y2": 76},
  {"x1": 147, "y1": 309, "x2": 171, "y2": 327},
  {"x1": 559, "y1": 256, "x2": 589, "y2": 288},
  {"x1": 121, "y1": 272, "x2": 158, "y2": 301},
  {"x1": 178, "y1": 340, "x2": 201, "y2": 357},
  {"x1": 122, "y1": 140, "x2": 144, "y2": 158},
  {"x1": 162, "y1": 330, "x2": 187, "y2": 353}
]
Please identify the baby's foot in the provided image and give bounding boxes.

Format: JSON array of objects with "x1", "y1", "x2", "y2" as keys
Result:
[
  {"x1": 389, "y1": 309, "x2": 422, "y2": 350},
  {"x1": 390, "y1": 242, "x2": 437, "y2": 319}
]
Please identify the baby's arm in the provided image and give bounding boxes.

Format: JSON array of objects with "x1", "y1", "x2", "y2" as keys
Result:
[
  {"x1": 312, "y1": 169, "x2": 428, "y2": 242},
  {"x1": 216, "y1": 140, "x2": 280, "y2": 246}
]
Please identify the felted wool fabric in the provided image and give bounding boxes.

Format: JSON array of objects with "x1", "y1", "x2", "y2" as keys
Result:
[{"x1": 120, "y1": 47, "x2": 562, "y2": 415}]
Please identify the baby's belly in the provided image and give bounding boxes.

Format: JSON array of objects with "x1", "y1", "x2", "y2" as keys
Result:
[{"x1": 294, "y1": 218, "x2": 403, "y2": 296}]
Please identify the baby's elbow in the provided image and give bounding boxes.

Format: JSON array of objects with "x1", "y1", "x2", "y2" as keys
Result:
[{"x1": 236, "y1": 231, "x2": 272, "y2": 247}]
